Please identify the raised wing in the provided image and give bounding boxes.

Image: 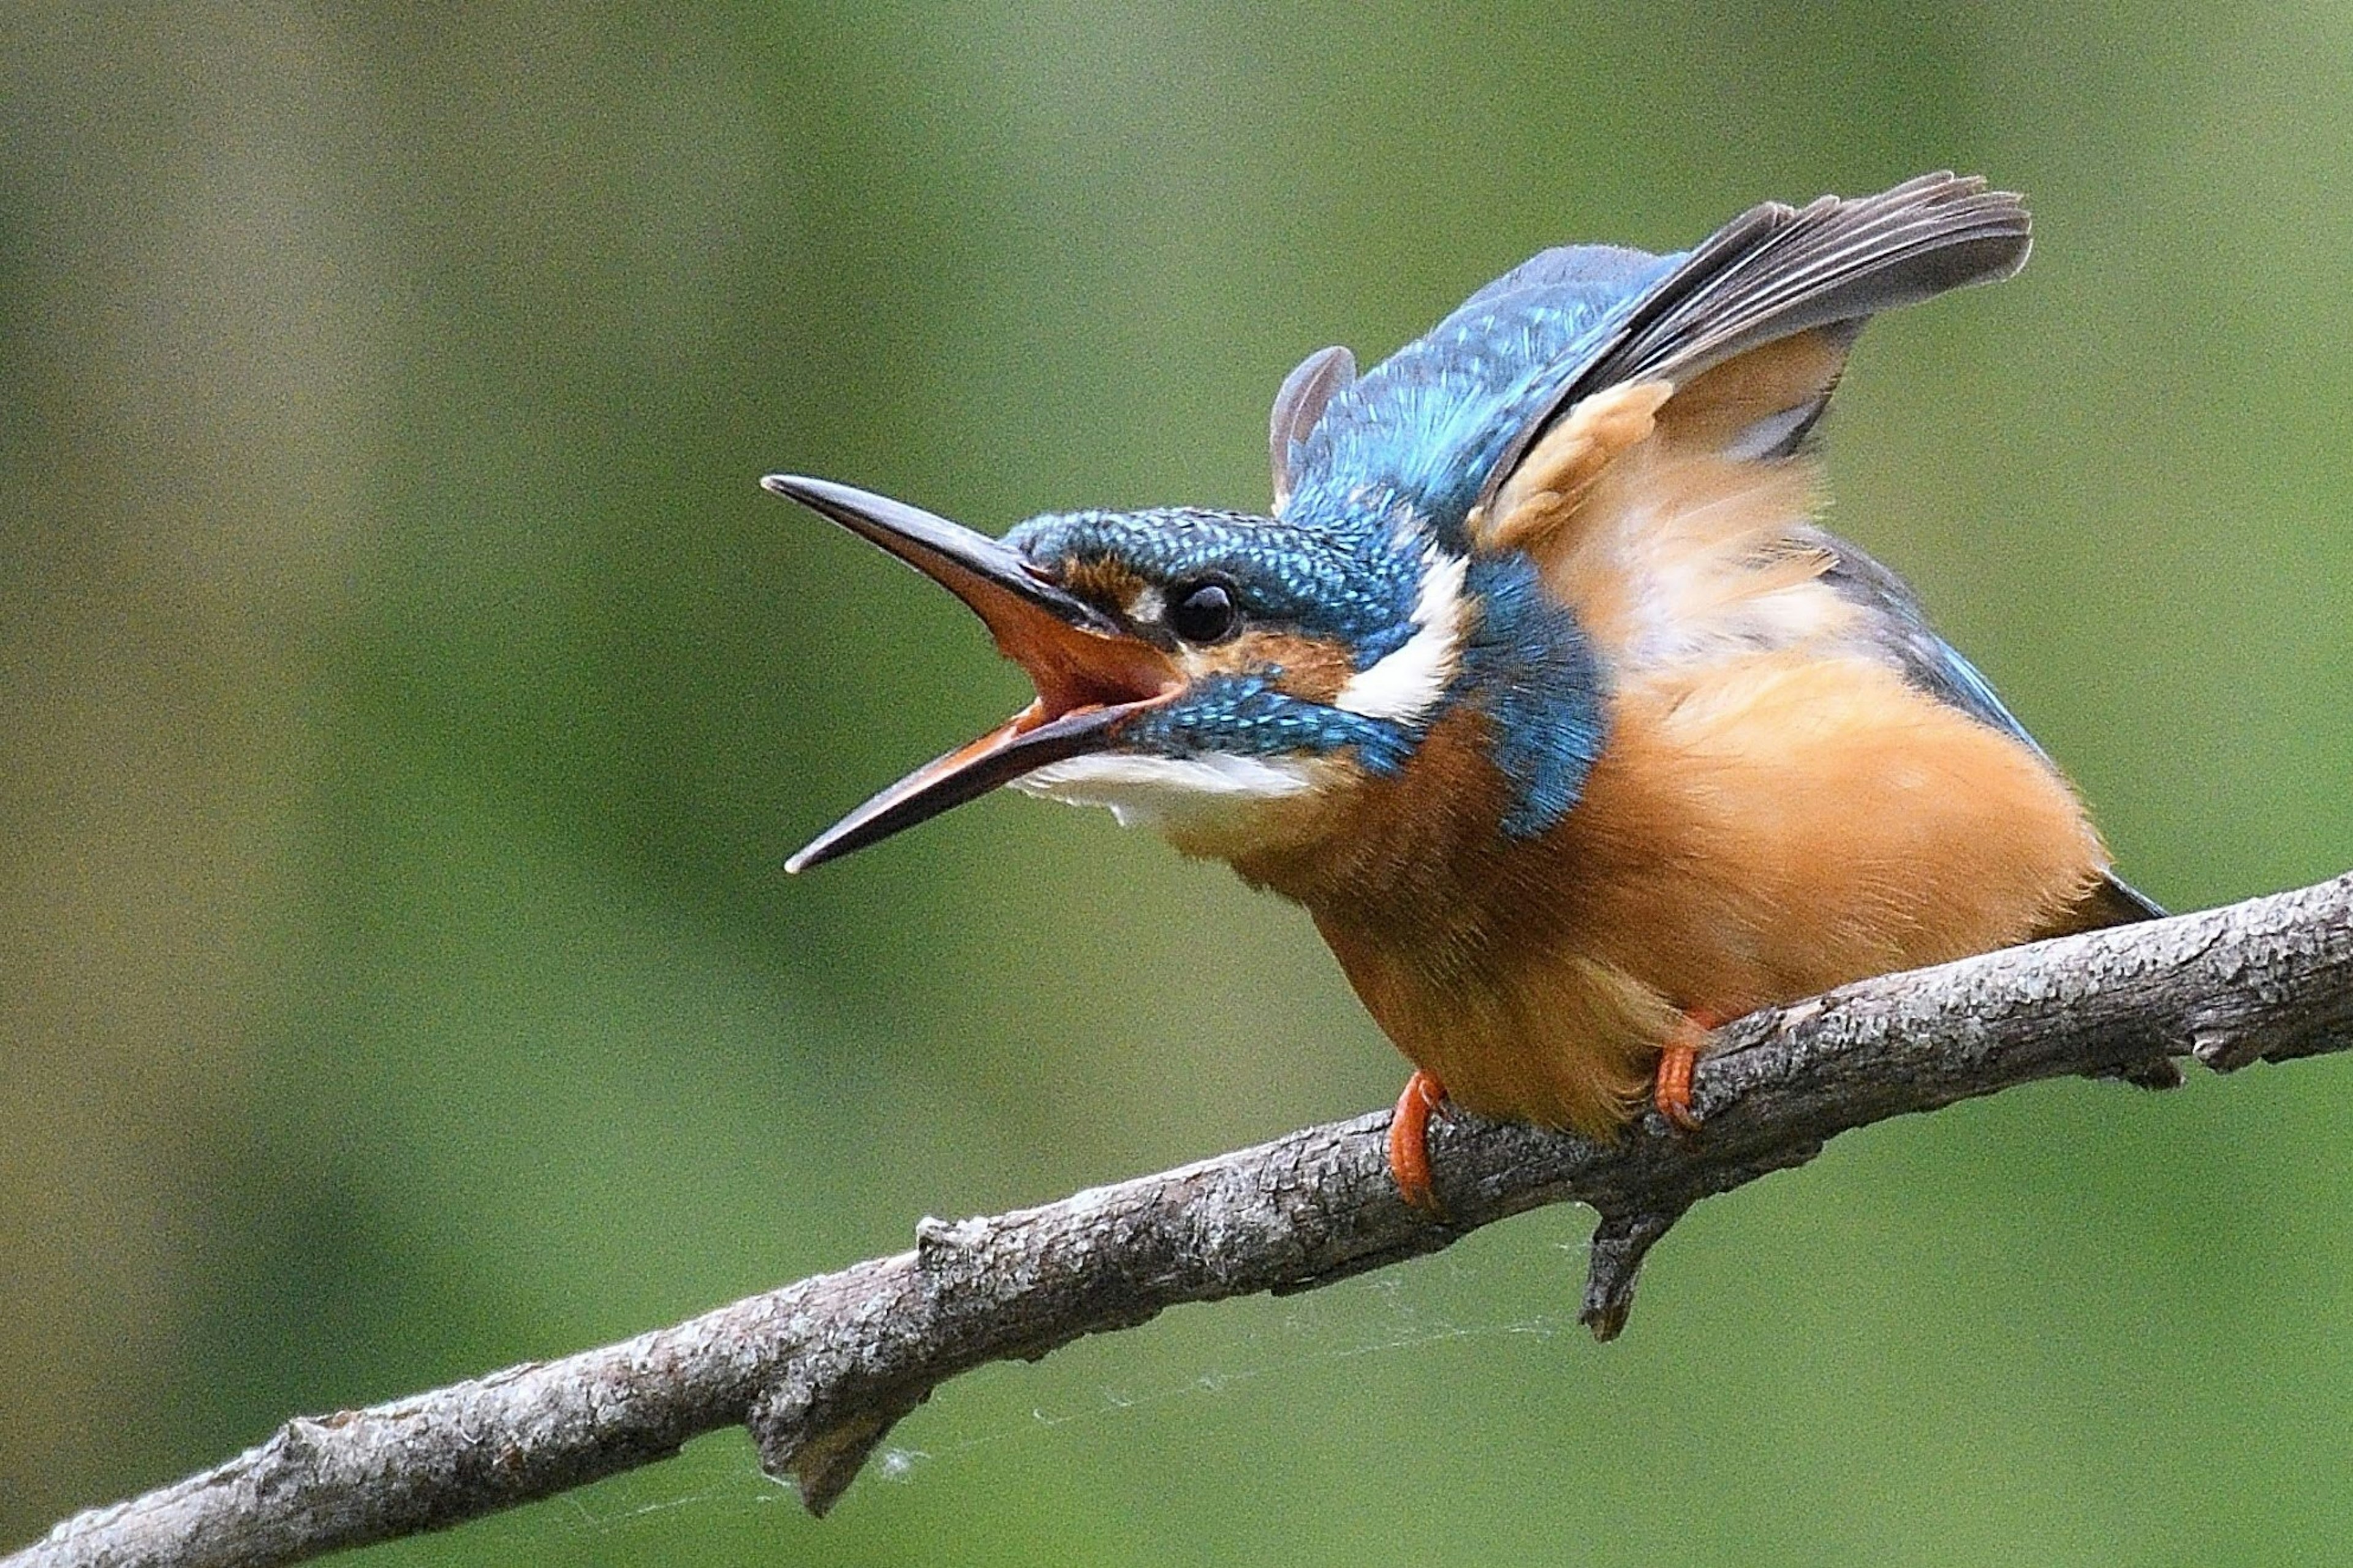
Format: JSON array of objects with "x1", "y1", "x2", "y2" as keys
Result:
[
  {"x1": 1278, "y1": 173, "x2": 2028, "y2": 541},
  {"x1": 1477, "y1": 172, "x2": 2029, "y2": 503},
  {"x1": 1279, "y1": 244, "x2": 1681, "y2": 531}
]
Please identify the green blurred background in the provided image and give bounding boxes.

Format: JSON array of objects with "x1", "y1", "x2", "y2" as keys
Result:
[{"x1": 6, "y1": 3, "x2": 2352, "y2": 1563}]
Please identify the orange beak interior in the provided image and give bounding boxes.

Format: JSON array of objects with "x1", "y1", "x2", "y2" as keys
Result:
[{"x1": 764, "y1": 474, "x2": 1181, "y2": 871}]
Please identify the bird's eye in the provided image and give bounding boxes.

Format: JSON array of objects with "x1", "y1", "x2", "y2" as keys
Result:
[{"x1": 1169, "y1": 580, "x2": 1238, "y2": 644}]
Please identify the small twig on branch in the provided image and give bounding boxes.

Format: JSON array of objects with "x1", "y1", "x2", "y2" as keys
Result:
[{"x1": 12, "y1": 871, "x2": 2353, "y2": 1568}]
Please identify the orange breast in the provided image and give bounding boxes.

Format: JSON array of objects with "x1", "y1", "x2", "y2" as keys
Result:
[{"x1": 1260, "y1": 651, "x2": 2112, "y2": 1137}]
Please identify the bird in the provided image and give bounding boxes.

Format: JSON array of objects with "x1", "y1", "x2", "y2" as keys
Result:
[{"x1": 765, "y1": 171, "x2": 2166, "y2": 1212}]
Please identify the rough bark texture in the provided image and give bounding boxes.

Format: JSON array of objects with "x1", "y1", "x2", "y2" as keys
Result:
[{"x1": 12, "y1": 872, "x2": 2353, "y2": 1568}]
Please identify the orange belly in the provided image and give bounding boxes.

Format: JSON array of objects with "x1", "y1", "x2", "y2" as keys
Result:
[{"x1": 1298, "y1": 651, "x2": 2112, "y2": 1137}]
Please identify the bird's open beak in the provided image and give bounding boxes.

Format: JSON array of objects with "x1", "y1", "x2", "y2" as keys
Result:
[{"x1": 765, "y1": 474, "x2": 1181, "y2": 871}]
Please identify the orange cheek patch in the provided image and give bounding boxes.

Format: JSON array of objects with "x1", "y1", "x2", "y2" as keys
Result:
[
  {"x1": 1200, "y1": 630, "x2": 1357, "y2": 702},
  {"x1": 1059, "y1": 558, "x2": 1151, "y2": 611}
]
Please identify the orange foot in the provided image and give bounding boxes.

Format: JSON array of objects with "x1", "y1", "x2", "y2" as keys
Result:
[
  {"x1": 1654, "y1": 1009, "x2": 1722, "y2": 1133},
  {"x1": 1387, "y1": 1069, "x2": 1448, "y2": 1213}
]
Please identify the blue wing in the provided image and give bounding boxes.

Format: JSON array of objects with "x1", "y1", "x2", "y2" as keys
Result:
[
  {"x1": 1811, "y1": 526, "x2": 2165, "y2": 923},
  {"x1": 1809, "y1": 529, "x2": 2051, "y2": 760},
  {"x1": 1282, "y1": 173, "x2": 2031, "y2": 544},
  {"x1": 1283, "y1": 244, "x2": 1681, "y2": 532}
]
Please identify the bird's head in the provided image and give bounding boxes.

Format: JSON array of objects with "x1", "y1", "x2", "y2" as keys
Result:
[{"x1": 770, "y1": 463, "x2": 1495, "y2": 872}]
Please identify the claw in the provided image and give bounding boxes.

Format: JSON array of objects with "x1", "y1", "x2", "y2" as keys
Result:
[
  {"x1": 1387, "y1": 1069, "x2": 1448, "y2": 1212},
  {"x1": 1653, "y1": 1009, "x2": 1721, "y2": 1133}
]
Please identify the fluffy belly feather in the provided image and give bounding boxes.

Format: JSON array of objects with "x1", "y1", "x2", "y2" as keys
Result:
[{"x1": 1281, "y1": 651, "x2": 2113, "y2": 1136}]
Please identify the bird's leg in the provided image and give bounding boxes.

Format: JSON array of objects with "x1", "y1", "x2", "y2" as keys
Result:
[
  {"x1": 1653, "y1": 1009, "x2": 1722, "y2": 1133},
  {"x1": 1387, "y1": 1069, "x2": 1449, "y2": 1212}
]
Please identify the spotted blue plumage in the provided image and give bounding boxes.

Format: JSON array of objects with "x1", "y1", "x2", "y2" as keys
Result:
[
  {"x1": 1005, "y1": 507, "x2": 1423, "y2": 657},
  {"x1": 1283, "y1": 246, "x2": 1685, "y2": 545},
  {"x1": 1121, "y1": 674, "x2": 1416, "y2": 776},
  {"x1": 1459, "y1": 555, "x2": 1610, "y2": 837}
]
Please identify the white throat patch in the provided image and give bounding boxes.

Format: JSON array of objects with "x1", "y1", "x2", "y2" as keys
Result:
[
  {"x1": 1332, "y1": 547, "x2": 1467, "y2": 725},
  {"x1": 1012, "y1": 752, "x2": 1330, "y2": 832}
]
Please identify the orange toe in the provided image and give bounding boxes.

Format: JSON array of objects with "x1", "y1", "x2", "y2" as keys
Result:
[
  {"x1": 1388, "y1": 1069, "x2": 1447, "y2": 1212},
  {"x1": 1654, "y1": 1009, "x2": 1721, "y2": 1133}
]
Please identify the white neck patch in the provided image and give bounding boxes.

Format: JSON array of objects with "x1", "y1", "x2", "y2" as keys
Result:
[{"x1": 1332, "y1": 547, "x2": 1467, "y2": 725}]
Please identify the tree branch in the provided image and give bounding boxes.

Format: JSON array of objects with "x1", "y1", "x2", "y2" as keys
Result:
[{"x1": 13, "y1": 871, "x2": 2353, "y2": 1568}]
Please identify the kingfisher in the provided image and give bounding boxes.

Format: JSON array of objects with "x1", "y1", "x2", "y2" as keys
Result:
[{"x1": 766, "y1": 172, "x2": 2163, "y2": 1211}]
